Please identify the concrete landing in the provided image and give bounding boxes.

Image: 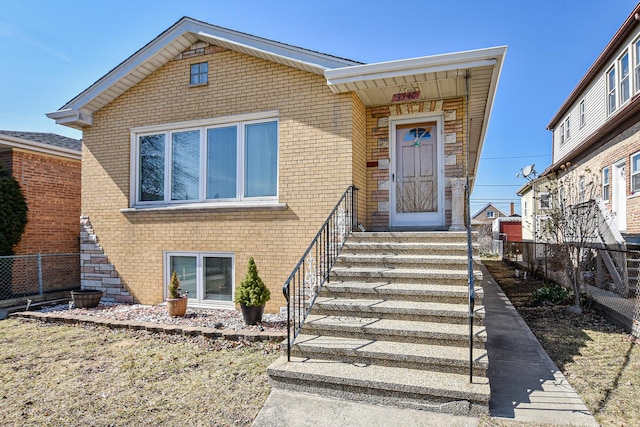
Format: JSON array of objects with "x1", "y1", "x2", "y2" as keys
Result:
[{"x1": 252, "y1": 389, "x2": 479, "y2": 427}]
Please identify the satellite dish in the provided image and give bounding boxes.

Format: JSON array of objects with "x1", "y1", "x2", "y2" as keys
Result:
[{"x1": 522, "y1": 164, "x2": 535, "y2": 177}]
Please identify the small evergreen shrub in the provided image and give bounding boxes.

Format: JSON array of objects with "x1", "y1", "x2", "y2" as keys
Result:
[
  {"x1": 0, "y1": 164, "x2": 28, "y2": 255},
  {"x1": 234, "y1": 256, "x2": 271, "y2": 307},
  {"x1": 168, "y1": 271, "x2": 186, "y2": 299}
]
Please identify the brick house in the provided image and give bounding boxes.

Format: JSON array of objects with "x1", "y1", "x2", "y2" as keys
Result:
[
  {"x1": 471, "y1": 202, "x2": 506, "y2": 229},
  {"x1": 0, "y1": 131, "x2": 81, "y2": 254},
  {"x1": 544, "y1": 4, "x2": 640, "y2": 245},
  {"x1": 47, "y1": 17, "x2": 505, "y2": 312}
]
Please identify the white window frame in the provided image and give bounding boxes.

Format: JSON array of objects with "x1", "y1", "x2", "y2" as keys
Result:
[
  {"x1": 560, "y1": 123, "x2": 565, "y2": 145},
  {"x1": 539, "y1": 193, "x2": 551, "y2": 210},
  {"x1": 164, "y1": 251, "x2": 235, "y2": 309},
  {"x1": 579, "y1": 99, "x2": 585, "y2": 128},
  {"x1": 632, "y1": 151, "x2": 640, "y2": 194},
  {"x1": 486, "y1": 210, "x2": 495, "y2": 219},
  {"x1": 130, "y1": 111, "x2": 279, "y2": 208},
  {"x1": 635, "y1": 38, "x2": 640, "y2": 93},
  {"x1": 619, "y1": 51, "x2": 631, "y2": 106},
  {"x1": 607, "y1": 65, "x2": 617, "y2": 115},
  {"x1": 564, "y1": 116, "x2": 571, "y2": 141},
  {"x1": 602, "y1": 167, "x2": 610, "y2": 202}
]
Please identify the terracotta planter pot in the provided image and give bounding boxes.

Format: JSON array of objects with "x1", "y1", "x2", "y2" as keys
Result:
[
  {"x1": 71, "y1": 290, "x2": 103, "y2": 308},
  {"x1": 240, "y1": 304, "x2": 265, "y2": 325},
  {"x1": 167, "y1": 297, "x2": 187, "y2": 317}
]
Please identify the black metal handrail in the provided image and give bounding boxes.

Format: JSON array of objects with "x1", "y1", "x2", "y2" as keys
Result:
[
  {"x1": 465, "y1": 177, "x2": 475, "y2": 383},
  {"x1": 282, "y1": 185, "x2": 358, "y2": 360}
]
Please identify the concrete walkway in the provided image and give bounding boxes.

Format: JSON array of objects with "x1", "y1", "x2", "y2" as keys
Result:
[{"x1": 252, "y1": 264, "x2": 600, "y2": 426}]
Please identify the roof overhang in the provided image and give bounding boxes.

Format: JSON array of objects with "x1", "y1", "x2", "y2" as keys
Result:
[
  {"x1": 46, "y1": 17, "x2": 361, "y2": 130},
  {"x1": 0, "y1": 134, "x2": 81, "y2": 160},
  {"x1": 326, "y1": 46, "x2": 507, "y2": 188}
]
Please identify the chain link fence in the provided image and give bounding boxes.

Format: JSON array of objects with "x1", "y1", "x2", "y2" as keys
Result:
[
  {"x1": 0, "y1": 253, "x2": 80, "y2": 302},
  {"x1": 503, "y1": 241, "x2": 640, "y2": 337}
]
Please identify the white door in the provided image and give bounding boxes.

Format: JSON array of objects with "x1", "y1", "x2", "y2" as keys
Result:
[
  {"x1": 612, "y1": 161, "x2": 627, "y2": 232},
  {"x1": 390, "y1": 118, "x2": 444, "y2": 227}
]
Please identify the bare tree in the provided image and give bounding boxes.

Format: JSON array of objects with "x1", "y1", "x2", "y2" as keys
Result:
[{"x1": 537, "y1": 169, "x2": 605, "y2": 313}]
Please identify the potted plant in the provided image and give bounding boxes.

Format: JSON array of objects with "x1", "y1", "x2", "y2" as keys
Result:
[
  {"x1": 234, "y1": 256, "x2": 270, "y2": 325},
  {"x1": 166, "y1": 271, "x2": 188, "y2": 317},
  {"x1": 71, "y1": 289, "x2": 103, "y2": 308}
]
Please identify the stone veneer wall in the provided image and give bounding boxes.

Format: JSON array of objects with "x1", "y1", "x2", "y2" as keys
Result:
[
  {"x1": 366, "y1": 98, "x2": 466, "y2": 230},
  {"x1": 80, "y1": 216, "x2": 133, "y2": 303}
]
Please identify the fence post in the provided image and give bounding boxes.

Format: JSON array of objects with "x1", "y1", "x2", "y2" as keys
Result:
[{"x1": 37, "y1": 253, "x2": 44, "y2": 296}]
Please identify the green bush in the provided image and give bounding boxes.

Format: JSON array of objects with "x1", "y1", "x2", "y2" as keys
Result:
[
  {"x1": 234, "y1": 256, "x2": 270, "y2": 307},
  {"x1": 532, "y1": 284, "x2": 573, "y2": 306},
  {"x1": 0, "y1": 164, "x2": 28, "y2": 255}
]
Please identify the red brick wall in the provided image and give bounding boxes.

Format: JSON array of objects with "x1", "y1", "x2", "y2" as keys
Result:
[
  {"x1": 0, "y1": 151, "x2": 11, "y2": 172},
  {"x1": 9, "y1": 149, "x2": 81, "y2": 254}
]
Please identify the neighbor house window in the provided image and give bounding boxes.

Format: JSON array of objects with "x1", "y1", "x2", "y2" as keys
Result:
[
  {"x1": 607, "y1": 66, "x2": 617, "y2": 114},
  {"x1": 486, "y1": 210, "x2": 495, "y2": 219},
  {"x1": 190, "y1": 62, "x2": 208, "y2": 85},
  {"x1": 539, "y1": 193, "x2": 551, "y2": 210},
  {"x1": 166, "y1": 252, "x2": 234, "y2": 305},
  {"x1": 620, "y1": 52, "x2": 630, "y2": 105},
  {"x1": 565, "y1": 116, "x2": 571, "y2": 140},
  {"x1": 579, "y1": 99, "x2": 585, "y2": 128},
  {"x1": 523, "y1": 201, "x2": 527, "y2": 217},
  {"x1": 560, "y1": 123, "x2": 565, "y2": 145},
  {"x1": 579, "y1": 176, "x2": 586, "y2": 203},
  {"x1": 134, "y1": 114, "x2": 278, "y2": 206},
  {"x1": 602, "y1": 167, "x2": 610, "y2": 201},
  {"x1": 635, "y1": 39, "x2": 640, "y2": 92},
  {"x1": 632, "y1": 152, "x2": 640, "y2": 193}
]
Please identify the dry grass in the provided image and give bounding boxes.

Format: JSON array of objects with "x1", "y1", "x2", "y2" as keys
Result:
[
  {"x1": 484, "y1": 260, "x2": 640, "y2": 427},
  {"x1": 0, "y1": 319, "x2": 280, "y2": 426}
]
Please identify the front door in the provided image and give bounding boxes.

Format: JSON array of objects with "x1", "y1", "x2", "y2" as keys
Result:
[
  {"x1": 390, "y1": 118, "x2": 444, "y2": 227},
  {"x1": 612, "y1": 161, "x2": 627, "y2": 232}
]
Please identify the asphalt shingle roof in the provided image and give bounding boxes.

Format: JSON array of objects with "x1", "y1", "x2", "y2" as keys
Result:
[{"x1": 0, "y1": 130, "x2": 81, "y2": 152}]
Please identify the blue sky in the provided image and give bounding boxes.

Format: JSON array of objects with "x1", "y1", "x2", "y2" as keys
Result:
[{"x1": 1, "y1": 0, "x2": 638, "y2": 215}]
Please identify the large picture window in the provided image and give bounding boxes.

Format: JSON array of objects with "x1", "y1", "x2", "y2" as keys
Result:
[
  {"x1": 166, "y1": 252, "x2": 234, "y2": 306},
  {"x1": 133, "y1": 114, "x2": 278, "y2": 206}
]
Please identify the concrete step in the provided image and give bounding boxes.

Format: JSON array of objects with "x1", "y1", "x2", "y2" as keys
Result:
[
  {"x1": 343, "y1": 241, "x2": 478, "y2": 256},
  {"x1": 330, "y1": 266, "x2": 482, "y2": 285},
  {"x1": 292, "y1": 334, "x2": 488, "y2": 376},
  {"x1": 350, "y1": 231, "x2": 475, "y2": 244},
  {"x1": 320, "y1": 281, "x2": 484, "y2": 305},
  {"x1": 313, "y1": 297, "x2": 485, "y2": 325},
  {"x1": 334, "y1": 253, "x2": 469, "y2": 269},
  {"x1": 267, "y1": 356, "x2": 490, "y2": 416},
  {"x1": 301, "y1": 314, "x2": 487, "y2": 348}
]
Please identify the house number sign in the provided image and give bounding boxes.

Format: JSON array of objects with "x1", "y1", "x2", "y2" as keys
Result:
[{"x1": 391, "y1": 90, "x2": 421, "y2": 102}]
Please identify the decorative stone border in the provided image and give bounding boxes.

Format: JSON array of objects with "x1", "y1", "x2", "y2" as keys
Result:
[{"x1": 10, "y1": 311, "x2": 286, "y2": 343}]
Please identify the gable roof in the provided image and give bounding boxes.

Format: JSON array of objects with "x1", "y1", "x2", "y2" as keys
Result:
[
  {"x1": 46, "y1": 17, "x2": 362, "y2": 128},
  {"x1": 471, "y1": 203, "x2": 506, "y2": 220},
  {"x1": 0, "y1": 130, "x2": 81, "y2": 159}
]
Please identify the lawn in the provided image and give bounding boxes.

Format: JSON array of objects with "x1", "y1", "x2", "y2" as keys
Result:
[
  {"x1": 483, "y1": 259, "x2": 640, "y2": 427},
  {"x1": 0, "y1": 320, "x2": 280, "y2": 426}
]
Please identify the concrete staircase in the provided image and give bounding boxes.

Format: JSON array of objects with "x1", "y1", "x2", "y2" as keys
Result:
[{"x1": 267, "y1": 232, "x2": 490, "y2": 416}]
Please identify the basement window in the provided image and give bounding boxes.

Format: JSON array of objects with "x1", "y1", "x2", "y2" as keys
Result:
[{"x1": 190, "y1": 62, "x2": 208, "y2": 86}]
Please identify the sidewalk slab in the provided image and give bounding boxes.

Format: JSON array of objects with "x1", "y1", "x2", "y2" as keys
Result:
[{"x1": 480, "y1": 264, "x2": 599, "y2": 426}]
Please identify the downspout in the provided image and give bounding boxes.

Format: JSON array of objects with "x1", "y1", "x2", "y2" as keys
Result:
[{"x1": 465, "y1": 70, "x2": 475, "y2": 383}]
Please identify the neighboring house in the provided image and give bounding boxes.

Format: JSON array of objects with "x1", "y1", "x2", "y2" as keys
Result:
[
  {"x1": 471, "y1": 203, "x2": 506, "y2": 229},
  {"x1": 492, "y1": 216, "x2": 522, "y2": 242},
  {"x1": 517, "y1": 175, "x2": 556, "y2": 242},
  {"x1": 544, "y1": 4, "x2": 640, "y2": 245},
  {"x1": 0, "y1": 131, "x2": 81, "y2": 254},
  {"x1": 47, "y1": 17, "x2": 505, "y2": 312}
]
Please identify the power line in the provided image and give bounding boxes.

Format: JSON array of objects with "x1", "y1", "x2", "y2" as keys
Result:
[
  {"x1": 482, "y1": 154, "x2": 550, "y2": 160},
  {"x1": 475, "y1": 184, "x2": 522, "y2": 187}
]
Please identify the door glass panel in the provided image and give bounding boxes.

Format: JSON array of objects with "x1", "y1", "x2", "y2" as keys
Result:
[
  {"x1": 396, "y1": 124, "x2": 437, "y2": 213},
  {"x1": 204, "y1": 257, "x2": 233, "y2": 301},
  {"x1": 207, "y1": 126, "x2": 237, "y2": 199},
  {"x1": 171, "y1": 130, "x2": 200, "y2": 200},
  {"x1": 170, "y1": 256, "x2": 197, "y2": 299}
]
